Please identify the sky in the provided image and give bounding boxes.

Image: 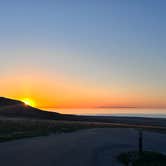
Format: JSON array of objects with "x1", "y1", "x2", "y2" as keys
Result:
[{"x1": 0, "y1": 0, "x2": 166, "y2": 111}]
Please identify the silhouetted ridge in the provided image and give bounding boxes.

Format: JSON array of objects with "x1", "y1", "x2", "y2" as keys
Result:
[
  {"x1": 0, "y1": 97, "x2": 23, "y2": 106},
  {"x1": 0, "y1": 97, "x2": 61, "y2": 119}
]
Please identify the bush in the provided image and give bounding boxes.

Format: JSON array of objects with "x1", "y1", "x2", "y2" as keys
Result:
[{"x1": 118, "y1": 151, "x2": 166, "y2": 166}]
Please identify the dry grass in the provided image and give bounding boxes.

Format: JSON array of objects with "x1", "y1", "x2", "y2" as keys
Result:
[
  {"x1": 0, "y1": 116, "x2": 166, "y2": 142},
  {"x1": 0, "y1": 116, "x2": 117, "y2": 142}
]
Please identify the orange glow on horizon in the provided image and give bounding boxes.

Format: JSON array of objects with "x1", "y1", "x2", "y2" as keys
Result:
[{"x1": 1, "y1": 69, "x2": 166, "y2": 112}]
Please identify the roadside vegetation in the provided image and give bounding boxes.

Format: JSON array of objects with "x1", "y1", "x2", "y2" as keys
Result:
[
  {"x1": 118, "y1": 151, "x2": 166, "y2": 166},
  {"x1": 0, "y1": 116, "x2": 119, "y2": 142},
  {"x1": 0, "y1": 116, "x2": 166, "y2": 142}
]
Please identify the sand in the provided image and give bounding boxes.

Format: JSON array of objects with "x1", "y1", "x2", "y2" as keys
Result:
[{"x1": 0, "y1": 128, "x2": 166, "y2": 166}]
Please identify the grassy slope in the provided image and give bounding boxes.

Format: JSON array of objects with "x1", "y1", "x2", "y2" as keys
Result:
[
  {"x1": 0, "y1": 116, "x2": 117, "y2": 142},
  {"x1": 0, "y1": 116, "x2": 166, "y2": 142}
]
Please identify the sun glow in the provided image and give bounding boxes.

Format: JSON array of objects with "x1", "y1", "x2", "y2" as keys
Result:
[{"x1": 22, "y1": 98, "x2": 36, "y2": 107}]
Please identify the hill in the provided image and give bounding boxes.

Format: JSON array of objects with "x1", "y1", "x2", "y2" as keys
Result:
[{"x1": 0, "y1": 97, "x2": 61, "y2": 119}]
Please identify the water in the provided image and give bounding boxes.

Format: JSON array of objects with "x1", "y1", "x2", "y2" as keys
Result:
[{"x1": 46, "y1": 108, "x2": 166, "y2": 119}]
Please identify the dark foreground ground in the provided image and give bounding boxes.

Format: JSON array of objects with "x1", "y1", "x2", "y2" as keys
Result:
[
  {"x1": 0, "y1": 128, "x2": 166, "y2": 166},
  {"x1": 0, "y1": 116, "x2": 166, "y2": 142}
]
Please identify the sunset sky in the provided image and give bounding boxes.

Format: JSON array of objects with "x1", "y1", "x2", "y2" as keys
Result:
[{"x1": 0, "y1": 1, "x2": 166, "y2": 110}]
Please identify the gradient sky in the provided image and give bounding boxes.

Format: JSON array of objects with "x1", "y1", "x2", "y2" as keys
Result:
[{"x1": 0, "y1": 0, "x2": 166, "y2": 110}]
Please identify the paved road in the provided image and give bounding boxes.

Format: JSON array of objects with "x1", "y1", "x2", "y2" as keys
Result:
[{"x1": 0, "y1": 128, "x2": 166, "y2": 166}]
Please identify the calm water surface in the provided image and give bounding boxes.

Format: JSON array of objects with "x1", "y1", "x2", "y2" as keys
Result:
[{"x1": 47, "y1": 108, "x2": 166, "y2": 119}]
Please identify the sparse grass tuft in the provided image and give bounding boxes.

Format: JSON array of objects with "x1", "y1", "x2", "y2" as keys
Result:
[{"x1": 118, "y1": 151, "x2": 166, "y2": 166}]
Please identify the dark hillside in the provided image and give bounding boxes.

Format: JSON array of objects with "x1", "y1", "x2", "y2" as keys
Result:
[{"x1": 0, "y1": 97, "x2": 61, "y2": 119}]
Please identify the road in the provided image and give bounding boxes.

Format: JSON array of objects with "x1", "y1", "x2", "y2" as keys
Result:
[{"x1": 0, "y1": 128, "x2": 166, "y2": 166}]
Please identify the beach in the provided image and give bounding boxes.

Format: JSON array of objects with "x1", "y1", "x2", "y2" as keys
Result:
[{"x1": 0, "y1": 128, "x2": 166, "y2": 166}]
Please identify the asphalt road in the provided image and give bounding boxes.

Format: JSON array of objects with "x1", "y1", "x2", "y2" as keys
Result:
[{"x1": 0, "y1": 128, "x2": 166, "y2": 166}]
